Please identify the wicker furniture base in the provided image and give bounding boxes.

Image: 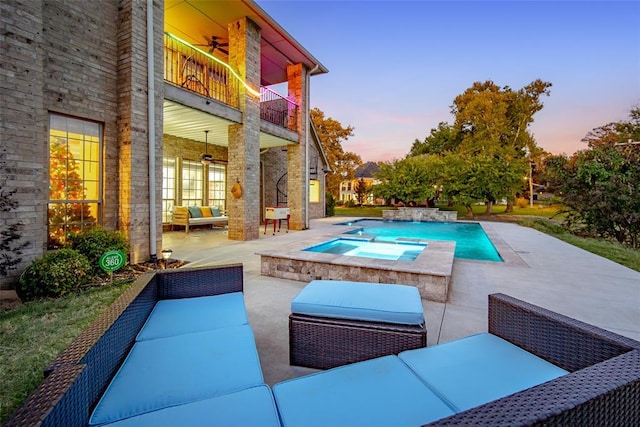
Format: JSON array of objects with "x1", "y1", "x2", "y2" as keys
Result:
[{"x1": 289, "y1": 313, "x2": 427, "y2": 370}]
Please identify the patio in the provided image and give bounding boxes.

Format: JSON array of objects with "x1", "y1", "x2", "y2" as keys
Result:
[{"x1": 162, "y1": 218, "x2": 640, "y2": 386}]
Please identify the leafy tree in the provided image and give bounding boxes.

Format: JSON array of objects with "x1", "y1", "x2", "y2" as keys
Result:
[
  {"x1": 558, "y1": 145, "x2": 640, "y2": 247},
  {"x1": 310, "y1": 107, "x2": 361, "y2": 198},
  {"x1": 354, "y1": 178, "x2": 371, "y2": 205},
  {"x1": 408, "y1": 122, "x2": 459, "y2": 157},
  {"x1": 448, "y1": 79, "x2": 551, "y2": 213},
  {"x1": 373, "y1": 155, "x2": 444, "y2": 205}
]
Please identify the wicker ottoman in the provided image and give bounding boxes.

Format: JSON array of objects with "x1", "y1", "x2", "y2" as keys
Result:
[{"x1": 289, "y1": 280, "x2": 427, "y2": 370}]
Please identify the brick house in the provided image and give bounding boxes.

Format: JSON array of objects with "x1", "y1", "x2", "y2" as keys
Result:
[{"x1": 0, "y1": 0, "x2": 329, "y2": 287}]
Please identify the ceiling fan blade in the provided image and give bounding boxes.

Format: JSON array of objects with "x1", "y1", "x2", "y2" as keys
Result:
[{"x1": 218, "y1": 47, "x2": 229, "y2": 55}]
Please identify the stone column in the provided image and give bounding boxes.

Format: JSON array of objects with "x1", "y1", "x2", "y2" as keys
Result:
[
  {"x1": 116, "y1": 0, "x2": 164, "y2": 262},
  {"x1": 227, "y1": 17, "x2": 261, "y2": 240},
  {"x1": 286, "y1": 63, "x2": 308, "y2": 230}
]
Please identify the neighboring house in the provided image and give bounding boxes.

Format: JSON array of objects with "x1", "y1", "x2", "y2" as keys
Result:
[
  {"x1": 0, "y1": 0, "x2": 329, "y2": 286},
  {"x1": 339, "y1": 163, "x2": 383, "y2": 205}
]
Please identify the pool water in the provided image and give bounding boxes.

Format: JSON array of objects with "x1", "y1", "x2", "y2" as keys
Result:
[
  {"x1": 304, "y1": 238, "x2": 426, "y2": 261},
  {"x1": 340, "y1": 220, "x2": 502, "y2": 262}
]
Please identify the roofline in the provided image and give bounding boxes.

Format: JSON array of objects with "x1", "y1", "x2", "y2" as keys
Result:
[{"x1": 242, "y1": 0, "x2": 328, "y2": 75}]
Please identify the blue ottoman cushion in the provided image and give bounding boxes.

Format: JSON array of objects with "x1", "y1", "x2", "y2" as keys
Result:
[
  {"x1": 101, "y1": 385, "x2": 280, "y2": 427},
  {"x1": 399, "y1": 333, "x2": 569, "y2": 412},
  {"x1": 90, "y1": 325, "x2": 264, "y2": 425},
  {"x1": 136, "y1": 293, "x2": 248, "y2": 341},
  {"x1": 291, "y1": 280, "x2": 424, "y2": 325},
  {"x1": 273, "y1": 355, "x2": 455, "y2": 427}
]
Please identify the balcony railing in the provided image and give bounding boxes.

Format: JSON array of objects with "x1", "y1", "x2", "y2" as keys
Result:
[
  {"x1": 260, "y1": 87, "x2": 298, "y2": 132},
  {"x1": 164, "y1": 33, "x2": 240, "y2": 109},
  {"x1": 164, "y1": 33, "x2": 299, "y2": 133}
]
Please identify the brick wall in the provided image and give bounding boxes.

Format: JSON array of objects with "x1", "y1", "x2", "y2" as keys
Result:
[{"x1": 227, "y1": 17, "x2": 261, "y2": 240}]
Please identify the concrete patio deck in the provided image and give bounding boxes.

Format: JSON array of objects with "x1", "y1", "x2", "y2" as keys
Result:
[{"x1": 163, "y1": 217, "x2": 640, "y2": 386}]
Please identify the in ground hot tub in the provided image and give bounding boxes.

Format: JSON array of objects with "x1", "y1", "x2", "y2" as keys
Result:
[{"x1": 303, "y1": 238, "x2": 426, "y2": 262}]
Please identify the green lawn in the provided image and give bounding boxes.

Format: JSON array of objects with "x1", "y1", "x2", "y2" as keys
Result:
[{"x1": 0, "y1": 281, "x2": 132, "y2": 424}]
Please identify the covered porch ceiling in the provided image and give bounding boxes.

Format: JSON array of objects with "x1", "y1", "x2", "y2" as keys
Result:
[
  {"x1": 164, "y1": 0, "x2": 328, "y2": 86},
  {"x1": 163, "y1": 100, "x2": 295, "y2": 149}
]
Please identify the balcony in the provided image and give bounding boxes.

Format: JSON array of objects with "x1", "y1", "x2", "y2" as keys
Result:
[
  {"x1": 260, "y1": 87, "x2": 298, "y2": 132},
  {"x1": 164, "y1": 33, "x2": 298, "y2": 133}
]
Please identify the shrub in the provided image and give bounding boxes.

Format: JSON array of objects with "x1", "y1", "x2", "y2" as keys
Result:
[
  {"x1": 67, "y1": 228, "x2": 129, "y2": 275},
  {"x1": 325, "y1": 193, "x2": 336, "y2": 217},
  {"x1": 16, "y1": 249, "x2": 92, "y2": 301},
  {"x1": 515, "y1": 197, "x2": 529, "y2": 208}
]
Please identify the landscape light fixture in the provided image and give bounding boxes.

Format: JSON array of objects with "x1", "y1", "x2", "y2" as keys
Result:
[
  {"x1": 201, "y1": 130, "x2": 213, "y2": 165},
  {"x1": 161, "y1": 248, "x2": 173, "y2": 269}
]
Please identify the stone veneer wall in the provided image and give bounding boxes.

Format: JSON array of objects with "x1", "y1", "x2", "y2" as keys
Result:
[
  {"x1": 260, "y1": 256, "x2": 451, "y2": 303},
  {"x1": 382, "y1": 208, "x2": 458, "y2": 222}
]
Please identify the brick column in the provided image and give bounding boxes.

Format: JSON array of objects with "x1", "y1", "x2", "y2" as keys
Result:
[
  {"x1": 286, "y1": 63, "x2": 308, "y2": 230},
  {"x1": 116, "y1": 0, "x2": 164, "y2": 262},
  {"x1": 0, "y1": 0, "x2": 46, "y2": 287},
  {"x1": 227, "y1": 17, "x2": 261, "y2": 240}
]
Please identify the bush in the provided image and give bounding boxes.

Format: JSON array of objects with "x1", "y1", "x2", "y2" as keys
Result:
[
  {"x1": 16, "y1": 249, "x2": 93, "y2": 301},
  {"x1": 67, "y1": 228, "x2": 129, "y2": 275},
  {"x1": 325, "y1": 193, "x2": 336, "y2": 217},
  {"x1": 515, "y1": 197, "x2": 529, "y2": 208}
]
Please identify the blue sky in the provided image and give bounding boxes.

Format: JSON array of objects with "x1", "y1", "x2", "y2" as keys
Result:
[{"x1": 258, "y1": 0, "x2": 640, "y2": 162}]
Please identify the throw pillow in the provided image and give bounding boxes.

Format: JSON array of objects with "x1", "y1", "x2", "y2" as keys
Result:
[
  {"x1": 210, "y1": 207, "x2": 221, "y2": 217},
  {"x1": 200, "y1": 207, "x2": 213, "y2": 217},
  {"x1": 188, "y1": 206, "x2": 203, "y2": 218}
]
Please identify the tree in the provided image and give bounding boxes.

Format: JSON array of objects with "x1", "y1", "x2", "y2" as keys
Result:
[
  {"x1": 558, "y1": 145, "x2": 640, "y2": 247},
  {"x1": 310, "y1": 108, "x2": 361, "y2": 198},
  {"x1": 354, "y1": 178, "x2": 371, "y2": 205},
  {"x1": 545, "y1": 107, "x2": 640, "y2": 248},
  {"x1": 408, "y1": 122, "x2": 459, "y2": 157},
  {"x1": 373, "y1": 155, "x2": 444, "y2": 205},
  {"x1": 448, "y1": 79, "x2": 551, "y2": 213}
]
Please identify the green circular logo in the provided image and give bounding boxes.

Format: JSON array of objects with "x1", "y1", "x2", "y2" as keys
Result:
[{"x1": 99, "y1": 250, "x2": 126, "y2": 273}]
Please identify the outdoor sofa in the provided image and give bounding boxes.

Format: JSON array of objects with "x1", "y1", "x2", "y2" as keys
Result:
[
  {"x1": 170, "y1": 205, "x2": 228, "y2": 233},
  {"x1": 6, "y1": 264, "x2": 640, "y2": 426}
]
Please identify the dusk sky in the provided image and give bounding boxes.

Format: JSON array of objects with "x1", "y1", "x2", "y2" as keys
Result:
[{"x1": 258, "y1": 0, "x2": 640, "y2": 162}]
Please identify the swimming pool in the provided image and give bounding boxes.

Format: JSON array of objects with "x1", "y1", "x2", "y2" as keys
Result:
[
  {"x1": 339, "y1": 220, "x2": 502, "y2": 262},
  {"x1": 304, "y1": 238, "x2": 426, "y2": 261}
]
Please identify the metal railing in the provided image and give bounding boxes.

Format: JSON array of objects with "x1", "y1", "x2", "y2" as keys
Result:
[
  {"x1": 164, "y1": 33, "x2": 300, "y2": 132},
  {"x1": 260, "y1": 87, "x2": 298, "y2": 132},
  {"x1": 164, "y1": 33, "x2": 239, "y2": 108}
]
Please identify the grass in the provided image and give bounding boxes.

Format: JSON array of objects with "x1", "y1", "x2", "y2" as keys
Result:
[
  {"x1": 518, "y1": 218, "x2": 640, "y2": 273},
  {"x1": 0, "y1": 280, "x2": 132, "y2": 424},
  {"x1": 335, "y1": 203, "x2": 561, "y2": 219}
]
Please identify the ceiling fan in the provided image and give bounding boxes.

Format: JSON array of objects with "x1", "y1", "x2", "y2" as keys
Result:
[
  {"x1": 201, "y1": 130, "x2": 213, "y2": 165},
  {"x1": 195, "y1": 35, "x2": 229, "y2": 55}
]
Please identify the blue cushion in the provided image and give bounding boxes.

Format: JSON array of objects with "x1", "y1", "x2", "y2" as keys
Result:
[
  {"x1": 291, "y1": 280, "x2": 424, "y2": 325},
  {"x1": 101, "y1": 385, "x2": 280, "y2": 427},
  {"x1": 187, "y1": 206, "x2": 202, "y2": 218},
  {"x1": 210, "y1": 206, "x2": 221, "y2": 217},
  {"x1": 398, "y1": 333, "x2": 568, "y2": 412},
  {"x1": 136, "y1": 293, "x2": 248, "y2": 341},
  {"x1": 273, "y1": 355, "x2": 455, "y2": 426},
  {"x1": 89, "y1": 325, "x2": 264, "y2": 425}
]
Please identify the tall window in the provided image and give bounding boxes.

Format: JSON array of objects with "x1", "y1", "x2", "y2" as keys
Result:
[
  {"x1": 162, "y1": 157, "x2": 176, "y2": 222},
  {"x1": 181, "y1": 160, "x2": 203, "y2": 206},
  {"x1": 208, "y1": 163, "x2": 226, "y2": 211},
  {"x1": 48, "y1": 114, "x2": 101, "y2": 249},
  {"x1": 309, "y1": 179, "x2": 320, "y2": 203}
]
